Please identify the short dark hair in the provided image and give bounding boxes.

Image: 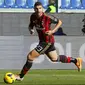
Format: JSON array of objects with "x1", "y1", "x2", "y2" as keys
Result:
[{"x1": 34, "y1": 2, "x2": 43, "y2": 8}]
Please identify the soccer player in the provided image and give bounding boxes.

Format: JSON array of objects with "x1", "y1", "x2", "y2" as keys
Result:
[{"x1": 15, "y1": 2, "x2": 82, "y2": 81}]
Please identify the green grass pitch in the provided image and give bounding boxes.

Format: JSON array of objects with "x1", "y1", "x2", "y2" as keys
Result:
[{"x1": 0, "y1": 69, "x2": 85, "y2": 85}]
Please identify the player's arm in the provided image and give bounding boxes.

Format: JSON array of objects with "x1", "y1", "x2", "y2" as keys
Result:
[
  {"x1": 50, "y1": 16, "x2": 62, "y2": 34},
  {"x1": 28, "y1": 14, "x2": 35, "y2": 35},
  {"x1": 45, "y1": 15, "x2": 62, "y2": 35}
]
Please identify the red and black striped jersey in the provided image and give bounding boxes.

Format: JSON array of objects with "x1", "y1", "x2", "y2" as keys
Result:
[{"x1": 29, "y1": 13, "x2": 59, "y2": 43}]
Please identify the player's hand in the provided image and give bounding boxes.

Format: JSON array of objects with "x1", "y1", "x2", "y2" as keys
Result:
[
  {"x1": 45, "y1": 30, "x2": 53, "y2": 36},
  {"x1": 30, "y1": 29, "x2": 35, "y2": 35}
]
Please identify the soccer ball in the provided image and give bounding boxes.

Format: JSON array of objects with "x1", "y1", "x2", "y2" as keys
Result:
[{"x1": 4, "y1": 72, "x2": 16, "y2": 84}]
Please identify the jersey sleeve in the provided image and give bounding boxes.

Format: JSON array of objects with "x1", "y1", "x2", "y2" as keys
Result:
[
  {"x1": 29, "y1": 14, "x2": 35, "y2": 29},
  {"x1": 48, "y1": 15, "x2": 59, "y2": 24}
]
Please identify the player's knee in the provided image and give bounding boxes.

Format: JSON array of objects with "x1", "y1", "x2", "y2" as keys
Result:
[
  {"x1": 51, "y1": 59, "x2": 58, "y2": 62},
  {"x1": 50, "y1": 57, "x2": 58, "y2": 62},
  {"x1": 27, "y1": 53, "x2": 33, "y2": 61}
]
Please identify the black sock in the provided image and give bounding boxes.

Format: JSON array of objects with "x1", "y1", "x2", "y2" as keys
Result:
[
  {"x1": 59, "y1": 55, "x2": 77, "y2": 64},
  {"x1": 59, "y1": 55, "x2": 71, "y2": 63},
  {"x1": 70, "y1": 57, "x2": 77, "y2": 64},
  {"x1": 20, "y1": 60, "x2": 33, "y2": 78}
]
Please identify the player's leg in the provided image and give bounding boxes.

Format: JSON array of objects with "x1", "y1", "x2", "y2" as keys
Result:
[
  {"x1": 46, "y1": 50, "x2": 58, "y2": 62},
  {"x1": 58, "y1": 55, "x2": 82, "y2": 72},
  {"x1": 45, "y1": 44, "x2": 82, "y2": 72},
  {"x1": 46, "y1": 51, "x2": 82, "y2": 72},
  {"x1": 15, "y1": 42, "x2": 51, "y2": 81},
  {"x1": 15, "y1": 49, "x2": 40, "y2": 81},
  {"x1": 46, "y1": 50, "x2": 74, "y2": 63}
]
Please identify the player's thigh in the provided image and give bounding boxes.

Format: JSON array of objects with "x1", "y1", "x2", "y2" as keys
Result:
[
  {"x1": 27, "y1": 49, "x2": 40, "y2": 60},
  {"x1": 46, "y1": 50, "x2": 58, "y2": 61}
]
